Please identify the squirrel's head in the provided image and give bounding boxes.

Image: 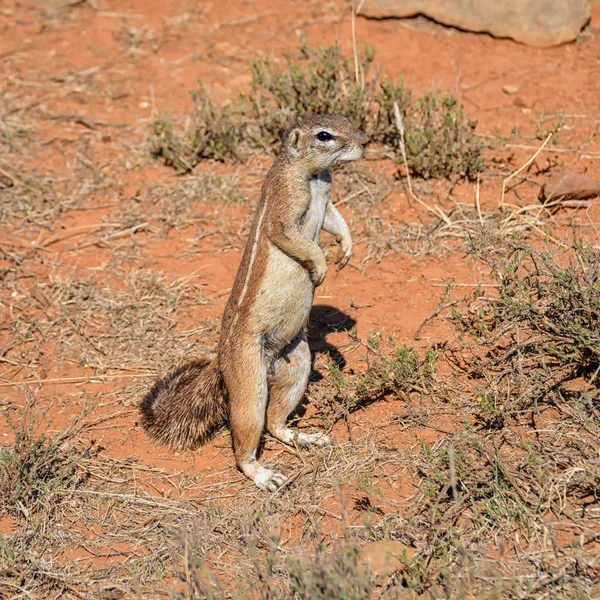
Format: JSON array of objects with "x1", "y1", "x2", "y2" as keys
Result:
[{"x1": 281, "y1": 114, "x2": 368, "y2": 172}]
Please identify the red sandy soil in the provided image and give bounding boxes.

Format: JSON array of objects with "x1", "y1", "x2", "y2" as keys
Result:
[{"x1": 1, "y1": 0, "x2": 600, "y2": 582}]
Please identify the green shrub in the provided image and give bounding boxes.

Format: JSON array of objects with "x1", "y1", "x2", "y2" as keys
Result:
[{"x1": 150, "y1": 42, "x2": 483, "y2": 180}]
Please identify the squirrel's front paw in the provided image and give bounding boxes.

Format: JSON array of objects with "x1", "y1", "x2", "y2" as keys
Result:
[
  {"x1": 336, "y1": 239, "x2": 352, "y2": 271},
  {"x1": 310, "y1": 260, "x2": 328, "y2": 287}
]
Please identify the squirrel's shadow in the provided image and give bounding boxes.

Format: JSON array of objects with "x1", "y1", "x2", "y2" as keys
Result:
[
  {"x1": 282, "y1": 304, "x2": 356, "y2": 425},
  {"x1": 307, "y1": 304, "x2": 355, "y2": 379}
]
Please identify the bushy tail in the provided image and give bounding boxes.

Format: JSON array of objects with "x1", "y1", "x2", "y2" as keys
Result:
[{"x1": 140, "y1": 358, "x2": 227, "y2": 451}]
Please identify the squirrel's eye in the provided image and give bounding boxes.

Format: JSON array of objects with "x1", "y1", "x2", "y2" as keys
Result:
[{"x1": 316, "y1": 131, "x2": 333, "y2": 142}]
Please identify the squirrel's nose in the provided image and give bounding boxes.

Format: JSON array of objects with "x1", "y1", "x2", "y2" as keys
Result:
[{"x1": 358, "y1": 131, "x2": 369, "y2": 146}]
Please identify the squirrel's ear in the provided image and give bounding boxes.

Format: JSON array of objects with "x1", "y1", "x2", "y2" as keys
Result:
[
  {"x1": 289, "y1": 129, "x2": 301, "y2": 149},
  {"x1": 283, "y1": 125, "x2": 301, "y2": 153}
]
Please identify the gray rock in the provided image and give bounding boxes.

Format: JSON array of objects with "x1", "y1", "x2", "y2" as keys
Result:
[
  {"x1": 357, "y1": 0, "x2": 591, "y2": 47},
  {"x1": 539, "y1": 170, "x2": 600, "y2": 204}
]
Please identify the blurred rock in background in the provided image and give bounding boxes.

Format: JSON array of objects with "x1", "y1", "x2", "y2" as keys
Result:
[{"x1": 358, "y1": 0, "x2": 592, "y2": 47}]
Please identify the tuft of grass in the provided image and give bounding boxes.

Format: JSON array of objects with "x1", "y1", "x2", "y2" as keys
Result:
[
  {"x1": 45, "y1": 268, "x2": 215, "y2": 378},
  {"x1": 320, "y1": 334, "x2": 440, "y2": 429},
  {"x1": 182, "y1": 534, "x2": 375, "y2": 600},
  {"x1": 400, "y1": 91, "x2": 482, "y2": 180},
  {"x1": 243, "y1": 42, "x2": 382, "y2": 148},
  {"x1": 118, "y1": 24, "x2": 163, "y2": 56},
  {"x1": 150, "y1": 42, "x2": 483, "y2": 180},
  {"x1": 152, "y1": 91, "x2": 244, "y2": 166},
  {"x1": 0, "y1": 88, "x2": 38, "y2": 153},
  {"x1": 144, "y1": 172, "x2": 248, "y2": 233},
  {"x1": 0, "y1": 398, "x2": 182, "y2": 598},
  {"x1": 448, "y1": 232, "x2": 600, "y2": 420},
  {"x1": 400, "y1": 230, "x2": 600, "y2": 598},
  {"x1": 0, "y1": 399, "x2": 95, "y2": 520},
  {"x1": 0, "y1": 174, "x2": 68, "y2": 229},
  {"x1": 333, "y1": 335, "x2": 436, "y2": 398}
]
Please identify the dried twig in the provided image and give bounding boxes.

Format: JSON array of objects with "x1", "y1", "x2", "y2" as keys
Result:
[
  {"x1": 393, "y1": 102, "x2": 451, "y2": 225},
  {"x1": 500, "y1": 133, "x2": 552, "y2": 210}
]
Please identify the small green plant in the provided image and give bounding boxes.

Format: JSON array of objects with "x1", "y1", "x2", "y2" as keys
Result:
[
  {"x1": 243, "y1": 43, "x2": 381, "y2": 146},
  {"x1": 354, "y1": 338, "x2": 437, "y2": 404},
  {"x1": 150, "y1": 42, "x2": 483, "y2": 180},
  {"x1": 402, "y1": 92, "x2": 483, "y2": 180},
  {"x1": 534, "y1": 111, "x2": 565, "y2": 141},
  {"x1": 323, "y1": 335, "x2": 439, "y2": 429}
]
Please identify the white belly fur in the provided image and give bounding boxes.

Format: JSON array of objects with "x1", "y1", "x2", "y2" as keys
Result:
[
  {"x1": 303, "y1": 172, "x2": 331, "y2": 241},
  {"x1": 254, "y1": 246, "x2": 313, "y2": 347},
  {"x1": 253, "y1": 172, "x2": 331, "y2": 355}
]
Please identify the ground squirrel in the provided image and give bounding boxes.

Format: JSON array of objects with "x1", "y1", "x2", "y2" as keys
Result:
[{"x1": 140, "y1": 114, "x2": 368, "y2": 490}]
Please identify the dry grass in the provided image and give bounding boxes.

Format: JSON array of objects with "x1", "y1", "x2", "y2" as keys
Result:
[
  {"x1": 3, "y1": 300, "x2": 598, "y2": 597},
  {"x1": 1, "y1": 262, "x2": 220, "y2": 410}
]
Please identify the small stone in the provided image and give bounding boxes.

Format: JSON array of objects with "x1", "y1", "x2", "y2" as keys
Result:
[
  {"x1": 358, "y1": 540, "x2": 415, "y2": 583},
  {"x1": 539, "y1": 170, "x2": 600, "y2": 204},
  {"x1": 513, "y1": 96, "x2": 530, "y2": 109},
  {"x1": 503, "y1": 85, "x2": 520, "y2": 95},
  {"x1": 98, "y1": 587, "x2": 125, "y2": 600}
]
